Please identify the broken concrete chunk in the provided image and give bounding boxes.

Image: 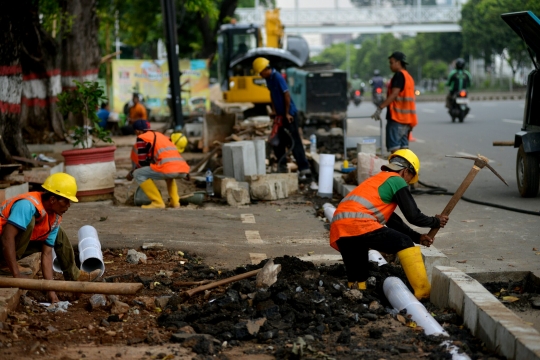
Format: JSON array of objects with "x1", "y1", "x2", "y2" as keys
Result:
[
  {"x1": 142, "y1": 242, "x2": 163, "y2": 250},
  {"x1": 256, "y1": 259, "x2": 281, "y2": 289},
  {"x1": 225, "y1": 183, "x2": 250, "y2": 206},
  {"x1": 246, "y1": 318, "x2": 267, "y2": 335},
  {"x1": 126, "y1": 249, "x2": 147, "y2": 264},
  {"x1": 134, "y1": 296, "x2": 156, "y2": 310},
  {"x1": 110, "y1": 300, "x2": 130, "y2": 314},
  {"x1": 89, "y1": 294, "x2": 107, "y2": 310},
  {"x1": 343, "y1": 289, "x2": 363, "y2": 301}
]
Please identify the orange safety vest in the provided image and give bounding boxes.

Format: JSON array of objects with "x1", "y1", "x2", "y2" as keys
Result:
[
  {"x1": 0, "y1": 192, "x2": 61, "y2": 242},
  {"x1": 135, "y1": 131, "x2": 190, "y2": 174},
  {"x1": 388, "y1": 70, "x2": 418, "y2": 127},
  {"x1": 329, "y1": 172, "x2": 400, "y2": 251}
]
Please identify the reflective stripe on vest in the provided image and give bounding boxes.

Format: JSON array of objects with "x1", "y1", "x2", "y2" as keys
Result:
[
  {"x1": 332, "y1": 211, "x2": 377, "y2": 223},
  {"x1": 0, "y1": 192, "x2": 62, "y2": 242},
  {"x1": 388, "y1": 69, "x2": 418, "y2": 126},
  {"x1": 339, "y1": 194, "x2": 386, "y2": 224}
]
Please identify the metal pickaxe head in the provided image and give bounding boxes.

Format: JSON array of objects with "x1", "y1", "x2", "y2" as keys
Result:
[{"x1": 445, "y1": 154, "x2": 509, "y2": 186}]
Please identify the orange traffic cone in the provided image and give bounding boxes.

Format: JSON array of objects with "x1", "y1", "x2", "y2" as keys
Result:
[{"x1": 409, "y1": 132, "x2": 417, "y2": 142}]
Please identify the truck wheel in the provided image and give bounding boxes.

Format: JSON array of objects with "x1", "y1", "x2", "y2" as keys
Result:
[{"x1": 516, "y1": 144, "x2": 540, "y2": 198}]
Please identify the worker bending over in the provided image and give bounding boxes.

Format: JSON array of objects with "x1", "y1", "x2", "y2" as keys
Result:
[
  {"x1": 128, "y1": 120, "x2": 190, "y2": 209},
  {"x1": 329, "y1": 149, "x2": 448, "y2": 300},
  {"x1": 0, "y1": 173, "x2": 101, "y2": 303}
]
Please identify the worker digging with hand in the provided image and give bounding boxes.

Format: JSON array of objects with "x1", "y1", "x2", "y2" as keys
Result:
[
  {"x1": 329, "y1": 150, "x2": 448, "y2": 300},
  {"x1": 252, "y1": 57, "x2": 312, "y2": 180},
  {"x1": 372, "y1": 52, "x2": 418, "y2": 153},
  {"x1": 0, "y1": 173, "x2": 101, "y2": 303},
  {"x1": 128, "y1": 120, "x2": 190, "y2": 209}
]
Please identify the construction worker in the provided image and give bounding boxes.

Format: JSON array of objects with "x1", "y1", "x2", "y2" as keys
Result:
[
  {"x1": 329, "y1": 149, "x2": 448, "y2": 300},
  {"x1": 127, "y1": 120, "x2": 190, "y2": 209},
  {"x1": 446, "y1": 58, "x2": 472, "y2": 108},
  {"x1": 0, "y1": 173, "x2": 101, "y2": 303},
  {"x1": 371, "y1": 52, "x2": 418, "y2": 153},
  {"x1": 252, "y1": 57, "x2": 311, "y2": 180}
]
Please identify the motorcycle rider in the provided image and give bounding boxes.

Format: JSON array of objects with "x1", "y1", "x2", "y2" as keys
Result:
[
  {"x1": 350, "y1": 74, "x2": 364, "y2": 99},
  {"x1": 445, "y1": 58, "x2": 472, "y2": 109},
  {"x1": 370, "y1": 69, "x2": 385, "y2": 107},
  {"x1": 371, "y1": 69, "x2": 384, "y2": 94}
]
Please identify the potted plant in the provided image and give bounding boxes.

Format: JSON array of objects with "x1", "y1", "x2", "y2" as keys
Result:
[{"x1": 58, "y1": 81, "x2": 117, "y2": 202}]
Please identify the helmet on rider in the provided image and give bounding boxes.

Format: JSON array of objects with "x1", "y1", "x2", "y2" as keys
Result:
[
  {"x1": 373, "y1": 69, "x2": 380, "y2": 76},
  {"x1": 455, "y1": 58, "x2": 465, "y2": 70}
]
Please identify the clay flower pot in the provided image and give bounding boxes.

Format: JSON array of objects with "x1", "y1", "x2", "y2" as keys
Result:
[{"x1": 61, "y1": 146, "x2": 117, "y2": 202}]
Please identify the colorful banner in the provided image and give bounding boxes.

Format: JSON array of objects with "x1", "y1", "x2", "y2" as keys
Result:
[{"x1": 111, "y1": 59, "x2": 210, "y2": 117}]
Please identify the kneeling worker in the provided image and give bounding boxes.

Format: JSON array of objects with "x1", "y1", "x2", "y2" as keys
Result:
[
  {"x1": 128, "y1": 120, "x2": 190, "y2": 209},
  {"x1": 329, "y1": 149, "x2": 448, "y2": 299},
  {"x1": 0, "y1": 173, "x2": 101, "y2": 303}
]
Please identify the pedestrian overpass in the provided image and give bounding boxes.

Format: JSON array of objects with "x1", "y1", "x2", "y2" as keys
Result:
[{"x1": 235, "y1": 5, "x2": 461, "y2": 34}]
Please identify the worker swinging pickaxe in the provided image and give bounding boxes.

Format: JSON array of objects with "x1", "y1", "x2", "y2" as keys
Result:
[{"x1": 422, "y1": 154, "x2": 508, "y2": 247}]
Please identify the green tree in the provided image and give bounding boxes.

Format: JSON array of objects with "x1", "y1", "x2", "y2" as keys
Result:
[{"x1": 311, "y1": 43, "x2": 357, "y2": 72}]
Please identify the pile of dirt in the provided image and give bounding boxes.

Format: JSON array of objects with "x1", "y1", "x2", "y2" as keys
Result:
[{"x1": 0, "y1": 251, "x2": 504, "y2": 359}]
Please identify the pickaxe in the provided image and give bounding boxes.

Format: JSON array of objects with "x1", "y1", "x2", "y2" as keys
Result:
[{"x1": 427, "y1": 154, "x2": 508, "y2": 242}]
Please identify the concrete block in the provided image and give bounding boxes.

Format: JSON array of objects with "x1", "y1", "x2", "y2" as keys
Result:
[
  {"x1": 495, "y1": 314, "x2": 530, "y2": 359},
  {"x1": 0, "y1": 182, "x2": 29, "y2": 202},
  {"x1": 214, "y1": 175, "x2": 236, "y2": 198},
  {"x1": 430, "y1": 266, "x2": 459, "y2": 309},
  {"x1": 246, "y1": 174, "x2": 298, "y2": 200},
  {"x1": 420, "y1": 246, "x2": 450, "y2": 282},
  {"x1": 448, "y1": 272, "x2": 485, "y2": 317},
  {"x1": 341, "y1": 184, "x2": 355, "y2": 197},
  {"x1": 514, "y1": 329, "x2": 540, "y2": 360},
  {"x1": 225, "y1": 182, "x2": 250, "y2": 206},
  {"x1": 222, "y1": 142, "x2": 257, "y2": 182},
  {"x1": 476, "y1": 302, "x2": 512, "y2": 350},
  {"x1": 463, "y1": 291, "x2": 496, "y2": 336},
  {"x1": 251, "y1": 140, "x2": 266, "y2": 175}
]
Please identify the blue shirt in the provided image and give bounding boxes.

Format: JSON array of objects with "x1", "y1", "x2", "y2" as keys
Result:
[
  {"x1": 97, "y1": 109, "x2": 110, "y2": 128},
  {"x1": 7, "y1": 200, "x2": 58, "y2": 247},
  {"x1": 265, "y1": 69, "x2": 297, "y2": 116}
]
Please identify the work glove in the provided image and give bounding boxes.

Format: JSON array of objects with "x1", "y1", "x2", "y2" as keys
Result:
[{"x1": 371, "y1": 107, "x2": 382, "y2": 121}]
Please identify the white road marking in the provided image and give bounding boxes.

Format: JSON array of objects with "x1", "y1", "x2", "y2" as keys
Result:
[
  {"x1": 422, "y1": 108, "x2": 436, "y2": 113},
  {"x1": 241, "y1": 214, "x2": 256, "y2": 224},
  {"x1": 245, "y1": 230, "x2": 263, "y2": 244},
  {"x1": 502, "y1": 119, "x2": 522, "y2": 124},
  {"x1": 249, "y1": 253, "x2": 267, "y2": 265},
  {"x1": 455, "y1": 152, "x2": 494, "y2": 163}
]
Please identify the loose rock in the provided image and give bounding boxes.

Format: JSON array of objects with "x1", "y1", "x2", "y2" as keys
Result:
[{"x1": 126, "y1": 249, "x2": 147, "y2": 264}]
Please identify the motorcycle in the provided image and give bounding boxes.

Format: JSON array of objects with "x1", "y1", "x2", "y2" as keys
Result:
[
  {"x1": 449, "y1": 89, "x2": 469, "y2": 123},
  {"x1": 372, "y1": 86, "x2": 384, "y2": 107},
  {"x1": 351, "y1": 89, "x2": 362, "y2": 106}
]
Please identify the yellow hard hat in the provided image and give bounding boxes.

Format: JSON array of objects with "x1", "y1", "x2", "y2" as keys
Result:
[
  {"x1": 387, "y1": 149, "x2": 420, "y2": 184},
  {"x1": 171, "y1": 132, "x2": 188, "y2": 153},
  {"x1": 42, "y1": 173, "x2": 79, "y2": 202},
  {"x1": 252, "y1": 57, "x2": 270, "y2": 75}
]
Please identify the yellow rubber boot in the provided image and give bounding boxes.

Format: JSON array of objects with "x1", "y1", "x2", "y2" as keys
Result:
[
  {"x1": 166, "y1": 179, "x2": 180, "y2": 208},
  {"x1": 347, "y1": 282, "x2": 367, "y2": 290},
  {"x1": 397, "y1": 246, "x2": 431, "y2": 300},
  {"x1": 140, "y1": 179, "x2": 165, "y2": 209}
]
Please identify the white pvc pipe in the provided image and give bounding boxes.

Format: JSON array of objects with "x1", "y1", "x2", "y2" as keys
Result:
[
  {"x1": 78, "y1": 225, "x2": 105, "y2": 277},
  {"x1": 322, "y1": 203, "x2": 335, "y2": 222},
  {"x1": 317, "y1": 154, "x2": 335, "y2": 198},
  {"x1": 368, "y1": 250, "x2": 388, "y2": 266},
  {"x1": 52, "y1": 249, "x2": 62, "y2": 273},
  {"x1": 383, "y1": 277, "x2": 448, "y2": 336}
]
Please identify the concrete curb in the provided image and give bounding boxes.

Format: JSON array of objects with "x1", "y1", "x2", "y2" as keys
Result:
[
  {"x1": 431, "y1": 266, "x2": 540, "y2": 360},
  {"x1": 0, "y1": 253, "x2": 41, "y2": 322}
]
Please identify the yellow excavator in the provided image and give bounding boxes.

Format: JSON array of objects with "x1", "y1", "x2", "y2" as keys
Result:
[{"x1": 216, "y1": 9, "x2": 309, "y2": 113}]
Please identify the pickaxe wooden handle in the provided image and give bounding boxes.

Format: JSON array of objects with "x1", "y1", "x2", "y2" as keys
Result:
[{"x1": 427, "y1": 154, "x2": 508, "y2": 240}]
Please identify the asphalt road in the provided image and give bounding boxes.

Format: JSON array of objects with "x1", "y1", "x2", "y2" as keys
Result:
[{"x1": 347, "y1": 99, "x2": 540, "y2": 274}]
